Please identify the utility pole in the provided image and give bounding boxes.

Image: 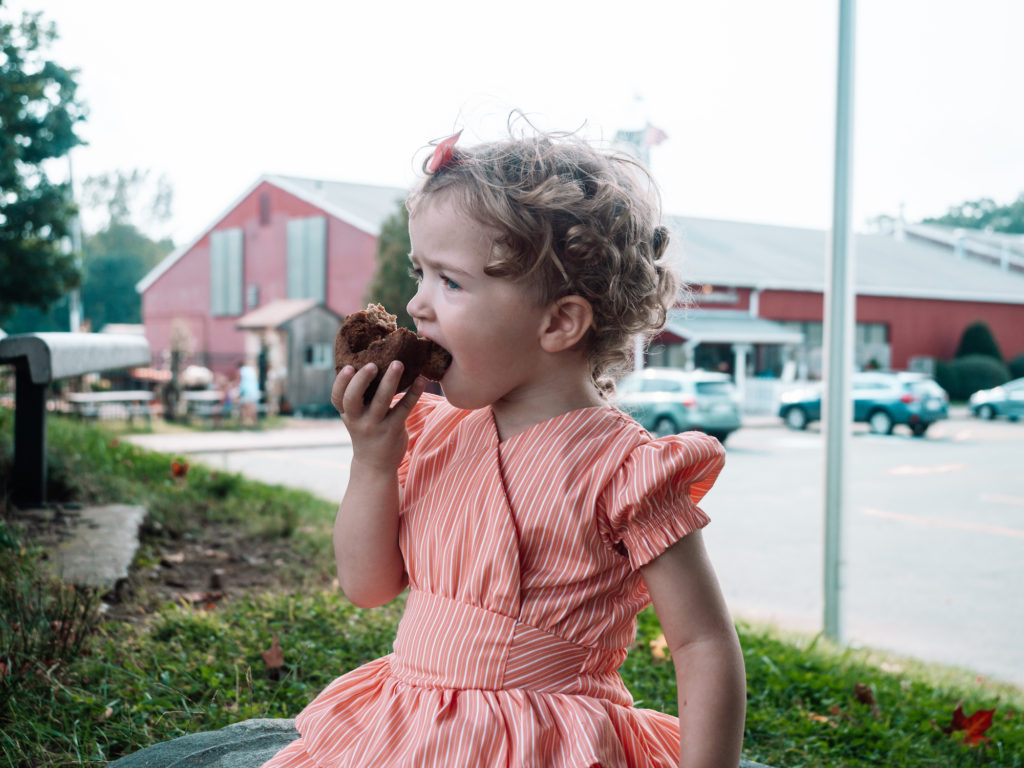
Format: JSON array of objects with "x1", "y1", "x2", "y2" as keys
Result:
[
  {"x1": 822, "y1": 0, "x2": 857, "y2": 643},
  {"x1": 67, "y1": 153, "x2": 84, "y2": 332}
]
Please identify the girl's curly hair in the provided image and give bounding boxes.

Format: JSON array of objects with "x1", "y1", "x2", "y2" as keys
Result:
[{"x1": 406, "y1": 124, "x2": 679, "y2": 398}]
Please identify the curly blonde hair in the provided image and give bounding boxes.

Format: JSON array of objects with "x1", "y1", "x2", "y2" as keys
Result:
[{"x1": 406, "y1": 125, "x2": 679, "y2": 397}]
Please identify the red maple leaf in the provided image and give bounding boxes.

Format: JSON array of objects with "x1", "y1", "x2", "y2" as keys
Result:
[
  {"x1": 945, "y1": 703, "x2": 996, "y2": 746},
  {"x1": 170, "y1": 460, "x2": 190, "y2": 478}
]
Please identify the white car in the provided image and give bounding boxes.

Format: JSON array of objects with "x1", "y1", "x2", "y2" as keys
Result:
[{"x1": 968, "y1": 377, "x2": 1024, "y2": 421}]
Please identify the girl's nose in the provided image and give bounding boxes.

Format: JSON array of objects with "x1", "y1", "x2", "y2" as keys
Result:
[{"x1": 407, "y1": 284, "x2": 428, "y2": 323}]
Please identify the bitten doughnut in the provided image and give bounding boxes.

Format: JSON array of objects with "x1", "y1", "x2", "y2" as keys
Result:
[{"x1": 334, "y1": 303, "x2": 452, "y2": 400}]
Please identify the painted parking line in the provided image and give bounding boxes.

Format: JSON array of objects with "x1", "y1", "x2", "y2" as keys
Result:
[
  {"x1": 886, "y1": 463, "x2": 966, "y2": 476},
  {"x1": 980, "y1": 494, "x2": 1024, "y2": 507},
  {"x1": 861, "y1": 507, "x2": 1024, "y2": 540}
]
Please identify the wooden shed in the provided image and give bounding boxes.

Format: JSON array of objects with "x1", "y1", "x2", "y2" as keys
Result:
[{"x1": 236, "y1": 298, "x2": 342, "y2": 414}]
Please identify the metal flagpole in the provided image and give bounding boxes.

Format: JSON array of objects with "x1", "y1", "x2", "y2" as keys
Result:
[{"x1": 822, "y1": 0, "x2": 857, "y2": 643}]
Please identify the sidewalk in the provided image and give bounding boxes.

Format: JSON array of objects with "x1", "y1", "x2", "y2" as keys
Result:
[{"x1": 125, "y1": 421, "x2": 351, "y2": 455}]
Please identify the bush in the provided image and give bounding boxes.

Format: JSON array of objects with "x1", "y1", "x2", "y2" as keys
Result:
[
  {"x1": 1009, "y1": 353, "x2": 1024, "y2": 380},
  {"x1": 935, "y1": 354, "x2": 1011, "y2": 400},
  {"x1": 954, "y1": 321, "x2": 1004, "y2": 361}
]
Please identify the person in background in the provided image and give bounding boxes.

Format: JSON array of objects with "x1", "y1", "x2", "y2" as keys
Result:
[{"x1": 236, "y1": 360, "x2": 260, "y2": 427}]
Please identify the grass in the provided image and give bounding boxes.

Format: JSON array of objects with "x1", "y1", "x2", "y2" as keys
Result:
[{"x1": 1, "y1": 406, "x2": 1022, "y2": 767}]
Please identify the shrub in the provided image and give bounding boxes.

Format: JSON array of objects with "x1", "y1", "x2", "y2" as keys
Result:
[
  {"x1": 954, "y1": 320, "x2": 1003, "y2": 361},
  {"x1": 1009, "y1": 353, "x2": 1024, "y2": 380},
  {"x1": 936, "y1": 354, "x2": 1011, "y2": 400}
]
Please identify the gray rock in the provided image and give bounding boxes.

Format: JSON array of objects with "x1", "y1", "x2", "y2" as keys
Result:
[
  {"x1": 107, "y1": 719, "x2": 299, "y2": 768},
  {"x1": 108, "y1": 717, "x2": 774, "y2": 767}
]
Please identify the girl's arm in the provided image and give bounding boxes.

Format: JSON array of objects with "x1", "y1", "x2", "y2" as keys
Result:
[
  {"x1": 641, "y1": 530, "x2": 746, "y2": 768},
  {"x1": 332, "y1": 362, "x2": 425, "y2": 608}
]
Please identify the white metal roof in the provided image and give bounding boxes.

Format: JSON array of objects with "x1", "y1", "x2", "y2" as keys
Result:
[
  {"x1": 664, "y1": 309, "x2": 805, "y2": 345},
  {"x1": 667, "y1": 216, "x2": 1024, "y2": 305}
]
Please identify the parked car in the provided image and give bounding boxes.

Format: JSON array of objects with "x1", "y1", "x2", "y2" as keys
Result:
[
  {"x1": 616, "y1": 368, "x2": 742, "y2": 442},
  {"x1": 778, "y1": 371, "x2": 949, "y2": 437},
  {"x1": 968, "y1": 377, "x2": 1024, "y2": 421}
]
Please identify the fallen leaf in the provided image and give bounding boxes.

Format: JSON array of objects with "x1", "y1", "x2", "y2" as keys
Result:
[
  {"x1": 171, "y1": 460, "x2": 190, "y2": 478},
  {"x1": 179, "y1": 590, "x2": 225, "y2": 604},
  {"x1": 649, "y1": 633, "x2": 670, "y2": 660},
  {"x1": 161, "y1": 551, "x2": 186, "y2": 565},
  {"x1": 98, "y1": 706, "x2": 113, "y2": 721},
  {"x1": 944, "y1": 702, "x2": 996, "y2": 746},
  {"x1": 854, "y1": 682, "x2": 876, "y2": 706},
  {"x1": 854, "y1": 681, "x2": 881, "y2": 717},
  {"x1": 262, "y1": 636, "x2": 285, "y2": 679}
]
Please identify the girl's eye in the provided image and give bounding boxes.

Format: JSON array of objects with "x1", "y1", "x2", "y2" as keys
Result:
[
  {"x1": 442, "y1": 275, "x2": 461, "y2": 291},
  {"x1": 408, "y1": 266, "x2": 423, "y2": 282}
]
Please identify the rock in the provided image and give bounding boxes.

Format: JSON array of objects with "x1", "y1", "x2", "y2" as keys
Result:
[
  {"x1": 107, "y1": 719, "x2": 299, "y2": 768},
  {"x1": 107, "y1": 718, "x2": 775, "y2": 767}
]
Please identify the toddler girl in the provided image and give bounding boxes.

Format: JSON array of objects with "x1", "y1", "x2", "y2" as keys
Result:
[{"x1": 263, "y1": 126, "x2": 746, "y2": 767}]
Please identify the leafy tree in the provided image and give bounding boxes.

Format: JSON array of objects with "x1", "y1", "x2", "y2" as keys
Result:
[
  {"x1": 364, "y1": 200, "x2": 417, "y2": 330},
  {"x1": 922, "y1": 193, "x2": 1024, "y2": 233},
  {"x1": 0, "y1": 9, "x2": 87, "y2": 323},
  {"x1": 2, "y1": 169, "x2": 174, "y2": 333},
  {"x1": 954, "y1": 320, "x2": 1003, "y2": 362},
  {"x1": 80, "y1": 223, "x2": 173, "y2": 330}
]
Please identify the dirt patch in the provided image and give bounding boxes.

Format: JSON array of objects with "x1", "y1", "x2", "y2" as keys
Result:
[{"x1": 4, "y1": 502, "x2": 304, "y2": 623}]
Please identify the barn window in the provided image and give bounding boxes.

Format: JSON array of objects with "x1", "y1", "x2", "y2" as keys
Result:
[
  {"x1": 305, "y1": 342, "x2": 332, "y2": 369},
  {"x1": 287, "y1": 216, "x2": 327, "y2": 302},
  {"x1": 210, "y1": 228, "x2": 244, "y2": 316},
  {"x1": 259, "y1": 192, "x2": 271, "y2": 226}
]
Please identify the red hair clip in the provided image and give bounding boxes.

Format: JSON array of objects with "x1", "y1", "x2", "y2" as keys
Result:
[{"x1": 427, "y1": 130, "x2": 462, "y2": 173}]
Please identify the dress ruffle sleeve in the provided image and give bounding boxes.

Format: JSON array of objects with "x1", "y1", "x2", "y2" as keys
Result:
[{"x1": 597, "y1": 431, "x2": 726, "y2": 570}]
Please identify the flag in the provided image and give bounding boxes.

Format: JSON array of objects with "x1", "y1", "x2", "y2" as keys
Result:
[{"x1": 643, "y1": 123, "x2": 668, "y2": 147}]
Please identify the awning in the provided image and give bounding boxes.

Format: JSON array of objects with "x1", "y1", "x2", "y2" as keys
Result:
[{"x1": 662, "y1": 310, "x2": 805, "y2": 345}]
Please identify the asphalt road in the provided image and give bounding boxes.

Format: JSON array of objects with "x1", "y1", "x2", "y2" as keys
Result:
[{"x1": 171, "y1": 412, "x2": 1024, "y2": 687}]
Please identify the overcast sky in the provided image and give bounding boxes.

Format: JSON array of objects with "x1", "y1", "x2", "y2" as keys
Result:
[{"x1": 12, "y1": 0, "x2": 1024, "y2": 246}]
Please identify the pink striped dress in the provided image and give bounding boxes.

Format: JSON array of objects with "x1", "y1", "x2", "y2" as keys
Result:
[{"x1": 263, "y1": 394, "x2": 725, "y2": 767}]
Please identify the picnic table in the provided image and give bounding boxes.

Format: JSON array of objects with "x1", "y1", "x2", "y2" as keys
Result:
[
  {"x1": 182, "y1": 390, "x2": 228, "y2": 425},
  {"x1": 66, "y1": 390, "x2": 155, "y2": 425}
]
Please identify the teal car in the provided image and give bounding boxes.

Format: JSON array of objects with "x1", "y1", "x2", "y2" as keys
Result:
[
  {"x1": 778, "y1": 371, "x2": 949, "y2": 437},
  {"x1": 616, "y1": 369, "x2": 742, "y2": 443}
]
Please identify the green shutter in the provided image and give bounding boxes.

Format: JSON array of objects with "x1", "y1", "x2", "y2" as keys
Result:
[
  {"x1": 227, "y1": 228, "x2": 244, "y2": 314},
  {"x1": 287, "y1": 217, "x2": 327, "y2": 301},
  {"x1": 211, "y1": 228, "x2": 244, "y2": 316},
  {"x1": 308, "y1": 216, "x2": 326, "y2": 302},
  {"x1": 287, "y1": 219, "x2": 306, "y2": 299}
]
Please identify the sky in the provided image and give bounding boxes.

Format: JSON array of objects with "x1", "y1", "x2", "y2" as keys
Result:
[{"x1": 9, "y1": 0, "x2": 1024, "y2": 246}]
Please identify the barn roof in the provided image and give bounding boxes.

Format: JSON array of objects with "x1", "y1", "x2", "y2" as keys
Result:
[
  {"x1": 667, "y1": 216, "x2": 1024, "y2": 305},
  {"x1": 235, "y1": 298, "x2": 341, "y2": 329}
]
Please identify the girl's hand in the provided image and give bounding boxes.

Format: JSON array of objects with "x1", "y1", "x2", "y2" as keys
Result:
[{"x1": 332, "y1": 362, "x2": 425, "y2": 471}]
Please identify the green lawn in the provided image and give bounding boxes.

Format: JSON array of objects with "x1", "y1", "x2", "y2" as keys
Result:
[{"x1": 1, "y1": 407, "x2": 1021, "y2": 767}]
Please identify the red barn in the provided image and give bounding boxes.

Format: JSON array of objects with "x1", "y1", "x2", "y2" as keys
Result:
[
  {"x1": 652, "y1": 217, "x2": 1024, "y2": 411},
  {"x1": 137, "y1": 175, "x2": 406, "y2": 382}
]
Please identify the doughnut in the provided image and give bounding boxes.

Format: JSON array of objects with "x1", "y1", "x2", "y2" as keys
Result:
[{"x1": 334, "y1": 303, "x2": 451, "y2": 400}]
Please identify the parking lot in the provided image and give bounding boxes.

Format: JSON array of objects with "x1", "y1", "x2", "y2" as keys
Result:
[{"x1": 168, "y1": 410, "x2": 1024, "y2": 687}]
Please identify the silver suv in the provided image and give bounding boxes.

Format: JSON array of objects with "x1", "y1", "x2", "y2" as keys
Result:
[{"x1": 616, "y1": 368, "x2": 742, "y2": 442}]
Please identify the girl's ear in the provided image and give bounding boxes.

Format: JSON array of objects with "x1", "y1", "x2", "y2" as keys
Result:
[{"x1": 539, "y1": 296, "x2": 594, "y2": 353}]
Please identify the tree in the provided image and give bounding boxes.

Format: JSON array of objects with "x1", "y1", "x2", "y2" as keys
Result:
[
  {"x1": 78, "y1": 170, "x2": 174, "y2": 330},
  {"x1": 364, "y1": 200, "x2": 417, "y2": 330},
  {"x1": 922, "y1": 193, "x2": 1024, "y2": 234},
  {"x1": 954, "y1": 320, "x2": 1003, "y2": 362},
  {"x1": 0, "y1": 9, "x2": 87, "y2": 323},
  {"x1": 1, "y1": 169, "x2": 174, "y2": 334}
]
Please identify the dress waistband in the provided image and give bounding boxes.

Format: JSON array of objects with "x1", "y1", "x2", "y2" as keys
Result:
[{"x1": 389, "y1": 590, "x2": 631, "y2": 705}]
